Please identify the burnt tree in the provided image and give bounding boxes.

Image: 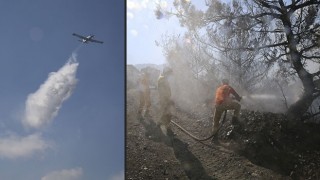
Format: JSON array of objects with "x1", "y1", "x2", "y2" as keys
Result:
[{"x1": 165, "y1": 0, "x2": 320, "y2": 119}]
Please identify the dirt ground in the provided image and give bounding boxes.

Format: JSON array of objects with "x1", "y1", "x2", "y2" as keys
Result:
[{"x1": 126, "y1": 88, "x2": 320, "y2": 180}]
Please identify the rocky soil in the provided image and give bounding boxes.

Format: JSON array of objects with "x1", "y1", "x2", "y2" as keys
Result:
[{"x1": 126, "y1": 88, "x2": 320, "y2": 180}]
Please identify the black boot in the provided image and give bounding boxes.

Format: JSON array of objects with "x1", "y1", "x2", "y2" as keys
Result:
[{"x1": 231, "y1": 116, "x2": 239, "y2": 125}]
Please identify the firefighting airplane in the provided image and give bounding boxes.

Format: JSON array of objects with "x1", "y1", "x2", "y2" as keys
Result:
[{"x1": 72, "y1": 33, "x2": 103, "y2": 44}]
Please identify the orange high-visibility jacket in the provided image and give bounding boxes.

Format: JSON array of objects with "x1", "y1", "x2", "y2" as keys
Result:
[{"x1": 215, "y1": 84, "x2": 240, "y2": 105}]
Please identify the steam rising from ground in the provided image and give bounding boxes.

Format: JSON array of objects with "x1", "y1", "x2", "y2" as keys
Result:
[
  {"x1": 23, "y1": 53, "x2": 79, "y2": 129},
  {"x1": 166, "y1": 51, "x2": 211, "y2": 112},
  {"x1": 165, "y1": 50, "x2": 302, "y2": 114}
]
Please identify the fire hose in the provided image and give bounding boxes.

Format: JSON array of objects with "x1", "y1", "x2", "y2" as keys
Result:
[{"x1": 170, "y1": 110, "x2": 227, "y2": 141}]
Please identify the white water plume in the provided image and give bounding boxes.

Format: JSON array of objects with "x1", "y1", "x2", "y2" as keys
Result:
[
  {"x1": 23, "y1": 53, "x2": 79, "y2": 129},
  {"x1": 241, "y1": 94, "x2": 286, "y2": 113},
  {"x1": 243, "y1": 94, "x2": 278, "y2": 100}
]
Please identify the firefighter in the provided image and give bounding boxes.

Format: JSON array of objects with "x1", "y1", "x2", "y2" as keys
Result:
[
  {"x1": 157, "y1": 67, "x2": 173, "y2": 135},
  {"x1": 212, "y1": 79, "x2": 242, "y2": 135},
  {"x1": 138, "y1": 72, "x2": 151, "y2": 115}
]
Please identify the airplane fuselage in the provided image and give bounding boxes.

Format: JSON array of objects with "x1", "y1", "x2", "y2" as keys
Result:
[
  {"x1": 80, "y1": 35, "x2": 94, "y2": 43},
  {"x1": 73, "y1": 33, "x2": 103, "y2": 44}
]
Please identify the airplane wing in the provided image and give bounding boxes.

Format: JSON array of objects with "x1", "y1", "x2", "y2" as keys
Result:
[
  {"x1": 89, "y1": 39, "x2": 104, "y2": 44},
  {"x1": 72, "y1": 33, "x2": 87, "y2": 39}
]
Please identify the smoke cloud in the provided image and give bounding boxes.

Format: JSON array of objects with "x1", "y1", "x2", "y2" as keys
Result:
[{"x1": 23, "y1": 53, "x2": 79, "y2": 129}]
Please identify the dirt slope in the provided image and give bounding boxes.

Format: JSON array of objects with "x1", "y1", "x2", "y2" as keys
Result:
[{"x1": 126, "y1": 89, "x2": 320, "y2": 180}]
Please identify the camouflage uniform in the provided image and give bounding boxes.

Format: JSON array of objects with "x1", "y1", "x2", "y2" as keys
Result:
[
  {"x1": 157, "y1": 75, "x2": 172, "y2": 127},
  {"x1": 138, "y1": 73, "x2": 151, "y2": 114}
]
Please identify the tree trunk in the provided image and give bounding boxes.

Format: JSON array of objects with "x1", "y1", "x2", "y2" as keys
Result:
[
  {"x1": 287, "y1": 91, "x2": 314, "y2": 120},
  {"x1": 285, "y1": 48, "x2": 316, "y2": 120},
  {"x1": 282, "y1": 15, "x2": 315, "y2": 120},
  {"x1": 285, "y1": 46, "x2": 315, "y2": 120}
]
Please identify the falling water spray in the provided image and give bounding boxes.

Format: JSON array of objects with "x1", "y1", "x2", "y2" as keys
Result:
[
  {"x1": 242, "y1": 94, "x2": 278, "y2": 101},
  {"x1": 240, "y1": 94, "x2": 287, "y2": 113},
  {"x1": 23, "y1": 49, "x2": 80, "y2": 129}
]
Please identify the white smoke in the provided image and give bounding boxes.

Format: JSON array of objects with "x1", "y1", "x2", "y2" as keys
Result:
[{"x1": 23, "y1": 53, "x2": 79, "y2": 129}]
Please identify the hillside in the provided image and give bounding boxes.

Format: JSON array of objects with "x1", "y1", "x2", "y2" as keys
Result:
[{"x1": 126, "y1": 87, "x2": 320, "y2": 180}]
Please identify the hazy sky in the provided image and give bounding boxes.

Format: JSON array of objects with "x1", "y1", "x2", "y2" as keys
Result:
[
  {"x1": 127, "y1": 0, "x2": 186, "y2": 65},
  {"x1": 0, "y1": 1, "x2": 124, "y2": 180},
  {"x1": 127, "y1": 0, "x2": 207, "y2": 65}
]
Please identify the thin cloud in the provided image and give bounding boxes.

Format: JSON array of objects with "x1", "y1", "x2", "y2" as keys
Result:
[
  {"x1": 0, "y1": 133, "x2": 49, "y2": 159},
  {"x1": 23, "y1": 53, "x2": 78, "y2": 129},
  {"x1": 127, "y1": 12, "x2": 134, "y2": 19},
  {"x1": 130, "y1": 29, "x2": 138, "y2": 36},
  {"x1": 127, "y1": 0, "x2": 153, "y2": 10},
  {"x1": 141, "y1": 0, "x2": 149, "y2": 8},
  {"x1": 41, "y1": 167, "x2": 83, "y2": 180},
  {"x1": 127, "y1": 0, "x2": 141, "y2": 10},
  {"x1": 143, "y1": 24, "x2": 149, "y2": 30},
  {"x1": 160, "y1": 1, "x2": 168, "y2": 8},
  {"x1": 109, "y1": 170, "x2": 124, "y2": 180}
]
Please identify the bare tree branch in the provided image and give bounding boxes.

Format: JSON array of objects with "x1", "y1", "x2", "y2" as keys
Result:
[
  {"x1": 301, "y1": 55, "x2": 320, "y2": 59},
  {"x1": 276, "y1": 80, "x2": 289, "y2": 110},
  {"x1": 312, "y1": 71, "x2": 320, "y2": 77},
  {"x1": 253, "y1": 0, "x2": 282, "y2": 12},
  {"x1": 289, "y1": 0, "x2": 320, "y2": 14},
  {"x1": 300, "y1": 44, "x2": 318, "y2": 53},
  {"x1": 223, "y1": 41, "x2": 288, "y2": 51}
]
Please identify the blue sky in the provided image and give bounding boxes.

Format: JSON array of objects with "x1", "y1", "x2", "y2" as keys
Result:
[
  {"x1": 0, "y1": 0, "x2": 124, "y2": 180},
  {"x1": 127, "y1": 0, "x2": 206, "y2": 65}
]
